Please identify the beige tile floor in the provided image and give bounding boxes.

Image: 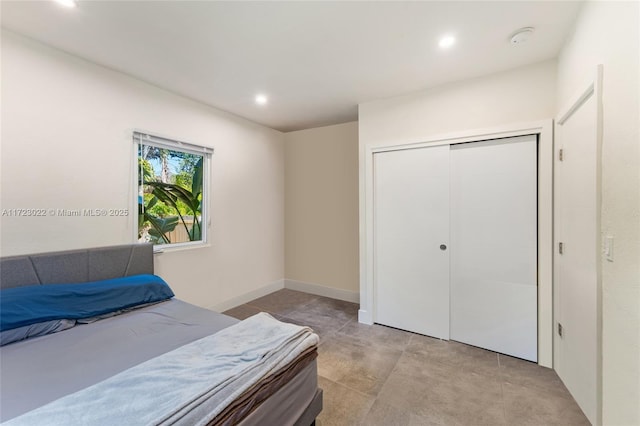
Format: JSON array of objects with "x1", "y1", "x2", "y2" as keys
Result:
[{"x1": 223, "y1": 289, "x2": 590, "y2": 426}]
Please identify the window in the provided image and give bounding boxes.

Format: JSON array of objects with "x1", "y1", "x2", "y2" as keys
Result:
[{"x1": 134, "y1": 131, "x2": 212, "y2": 248}]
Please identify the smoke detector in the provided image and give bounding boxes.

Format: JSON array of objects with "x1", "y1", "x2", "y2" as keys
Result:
[{"x1": 510, "y1": 27, "x2": 535, "y2": 46}]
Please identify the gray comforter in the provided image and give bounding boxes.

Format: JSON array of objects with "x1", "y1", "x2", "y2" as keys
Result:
[
  {"x1": 4, "y1": 312, "x2": 318, "y2": 426},
  {"x1": 0, "y1": 299, "x2": 238, "y2": 422}
]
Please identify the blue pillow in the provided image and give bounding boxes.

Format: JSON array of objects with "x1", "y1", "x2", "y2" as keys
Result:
[
  {"x1": 0, "y1": 319, "x2": 76, "y2": 346},
  {"x1": 0, "y1": 274, "x2": 174, "y2": 332}
]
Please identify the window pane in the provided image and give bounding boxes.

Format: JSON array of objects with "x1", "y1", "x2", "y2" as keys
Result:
[{"x1": 137, "y1": 143, "x2": 205, "y2": 246}]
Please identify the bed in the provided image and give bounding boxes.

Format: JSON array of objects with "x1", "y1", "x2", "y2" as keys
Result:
[{"x1": 0, "y1": 244, "x2": 322, "y2": 425}]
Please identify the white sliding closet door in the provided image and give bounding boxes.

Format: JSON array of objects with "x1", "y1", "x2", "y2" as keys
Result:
[
  {"x1": 374, "y1": 145, "x2": 450, "y2": 339},
  {"x1": 450, "y1": 136, "x2": 538, "y2": 361}
]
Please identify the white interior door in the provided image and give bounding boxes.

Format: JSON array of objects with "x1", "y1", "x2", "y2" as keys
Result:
[
  {"x1": 555, "y1": 71, "x2": 602, "y2": 425},
  {"x1": 449, "y1": 136, "x2": 538, "y2": 361},
  {"x1": 374, "y1": 145, "x2": 450, "y2": 338}
]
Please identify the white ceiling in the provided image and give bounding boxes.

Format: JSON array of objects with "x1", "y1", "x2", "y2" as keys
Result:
[{"x1": 1, "y1": 1, "x2": 582, "y2": 132}]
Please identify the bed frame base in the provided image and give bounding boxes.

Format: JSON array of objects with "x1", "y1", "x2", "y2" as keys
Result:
[{"x1": 295, "y1": 388, "x2": 323, "y2": 426}]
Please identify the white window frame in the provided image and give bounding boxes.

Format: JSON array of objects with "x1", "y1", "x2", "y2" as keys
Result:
[{"x1": 133, "y1": 130, "x2": 212, "y2": 251}]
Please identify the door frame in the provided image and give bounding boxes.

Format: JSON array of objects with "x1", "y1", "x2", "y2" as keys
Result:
[
  {"x1": 358, "y1": 119, "x2": 554, "y2": 367},
  {"x1": 554, "y1": 65, "x2": 603, "y2": 424}
]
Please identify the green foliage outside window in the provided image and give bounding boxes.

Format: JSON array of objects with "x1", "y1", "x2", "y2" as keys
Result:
[{"x1": 137, "y1": 144, "x2": 204, "y2": 245}]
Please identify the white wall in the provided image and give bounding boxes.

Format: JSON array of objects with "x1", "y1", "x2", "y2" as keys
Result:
[
  {"x1": 0, "y1": 30, "x2": 285, "y2": 310},
  {"x1": 284, "y1": 122, "x2": 359, "y2": 301},
  {"x1": 359, "y1": 60, "x2": 557, "y2": 147},
  {"x1": 557, "y1": 2, "x2": 640, "y2": 425}
]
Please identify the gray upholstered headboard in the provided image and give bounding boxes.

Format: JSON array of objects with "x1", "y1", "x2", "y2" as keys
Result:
[{"x1": 0, "y1": 244, "x2": 154, "y2": 290}]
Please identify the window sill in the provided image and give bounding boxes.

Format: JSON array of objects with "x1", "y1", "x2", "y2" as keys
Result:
[{"x1": 152, "y1": 242, "x2": 210, "y2": 254}]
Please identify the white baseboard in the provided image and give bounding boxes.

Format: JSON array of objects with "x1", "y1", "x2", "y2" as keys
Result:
[
  {"x1": 284, "y1": 279, "x2": 360, "y2": 304},
  {"x1": 208, "y1": 278, "x2": 360, "y2": 312},
  {"x1": 209, "y1": 279, "x2": 285, "y2": 312},
  {"x1": 358, "y1": 309, "x2": 373, "y2": 325}
]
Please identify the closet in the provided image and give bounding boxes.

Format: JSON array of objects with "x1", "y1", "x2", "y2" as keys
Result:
[{"x1": 374, "y1": 135, "x2": 537, "y2": 362}]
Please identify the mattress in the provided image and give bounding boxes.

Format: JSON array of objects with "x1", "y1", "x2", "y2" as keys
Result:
[{"x1": 0, "y1": 299, "x2": 318, "y2": 425}]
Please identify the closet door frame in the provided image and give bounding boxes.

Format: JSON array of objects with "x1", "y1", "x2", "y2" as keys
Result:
[{"x1": 359, "y1": 120, "x2": 554, "y2": 367}]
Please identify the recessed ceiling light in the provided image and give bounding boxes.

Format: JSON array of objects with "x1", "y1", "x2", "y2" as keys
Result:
[
  {"x1": 255, "y1": 94, "x2": 268, "y2": 106},
  {"x1": 53, "y1": 0, "x2": 77, "y2": 8},
  {"x1": 438, "y1": 35, "x2": 456, "y2": 49}
]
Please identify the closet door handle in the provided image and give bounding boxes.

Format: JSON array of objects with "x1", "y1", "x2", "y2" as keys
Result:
[{"x1": 440, "y1": 244, "x2": 447, "y2": 251}]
